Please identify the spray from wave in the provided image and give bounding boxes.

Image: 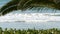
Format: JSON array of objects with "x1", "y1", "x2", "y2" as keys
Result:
[{"x1": 0, "y1": 9, "x2": 60, "y2": 23}]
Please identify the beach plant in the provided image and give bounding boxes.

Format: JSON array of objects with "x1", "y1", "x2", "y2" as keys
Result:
[{"x1": 0, "y1": 27, "x2": 60, "y2": 34}]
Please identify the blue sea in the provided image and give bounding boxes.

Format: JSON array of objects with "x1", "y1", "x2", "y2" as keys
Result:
[{"x1": 0, "y1": 0, "x2": 60, "y2": 30}]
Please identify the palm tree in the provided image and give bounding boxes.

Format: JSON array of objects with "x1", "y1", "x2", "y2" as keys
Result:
[{"x1": 0, "y1": 0, "x2": 60, "y2": 15}]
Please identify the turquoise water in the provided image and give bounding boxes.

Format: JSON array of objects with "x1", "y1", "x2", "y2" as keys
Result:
[
  {"x1": 0, "y1": 21, "x2": 60, "y2": 29},
  {"x1": 0, "y1": 0, "x2": 10, "y2": 7}
]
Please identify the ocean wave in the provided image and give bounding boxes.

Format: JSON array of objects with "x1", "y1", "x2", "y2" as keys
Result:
[{"x1": 0, "y1": 12, "x2": 60, "y2": 23}]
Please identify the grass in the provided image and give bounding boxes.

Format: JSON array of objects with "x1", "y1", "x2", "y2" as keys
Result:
[{"x1": 0, "y1": 27, "x2": 60, "y2": 34}]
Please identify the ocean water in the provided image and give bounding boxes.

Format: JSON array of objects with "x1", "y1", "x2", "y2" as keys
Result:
[
  {"x1": 0, "y1": 0, "x2": 60, "y2": 29},
  {"x1": 0, "y1": 11, "x2": 60, "y2": 29},
  {"x1": 0, "y1": 0, "x2": 10, "y2": 7}
]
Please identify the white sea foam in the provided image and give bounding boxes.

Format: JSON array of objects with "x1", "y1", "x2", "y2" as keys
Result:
[{"x1": 0, "y1": 11, "x2": 60, "y2": 23}]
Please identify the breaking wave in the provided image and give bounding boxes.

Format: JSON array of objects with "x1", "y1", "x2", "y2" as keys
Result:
[{"x1": 0, "y1": 10, "x2": 60, "y2": 23}]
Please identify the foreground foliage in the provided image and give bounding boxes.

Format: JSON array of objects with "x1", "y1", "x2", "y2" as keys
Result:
[{"x1": 0, "y1": 27, "x2": 60, "y2": 34}]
